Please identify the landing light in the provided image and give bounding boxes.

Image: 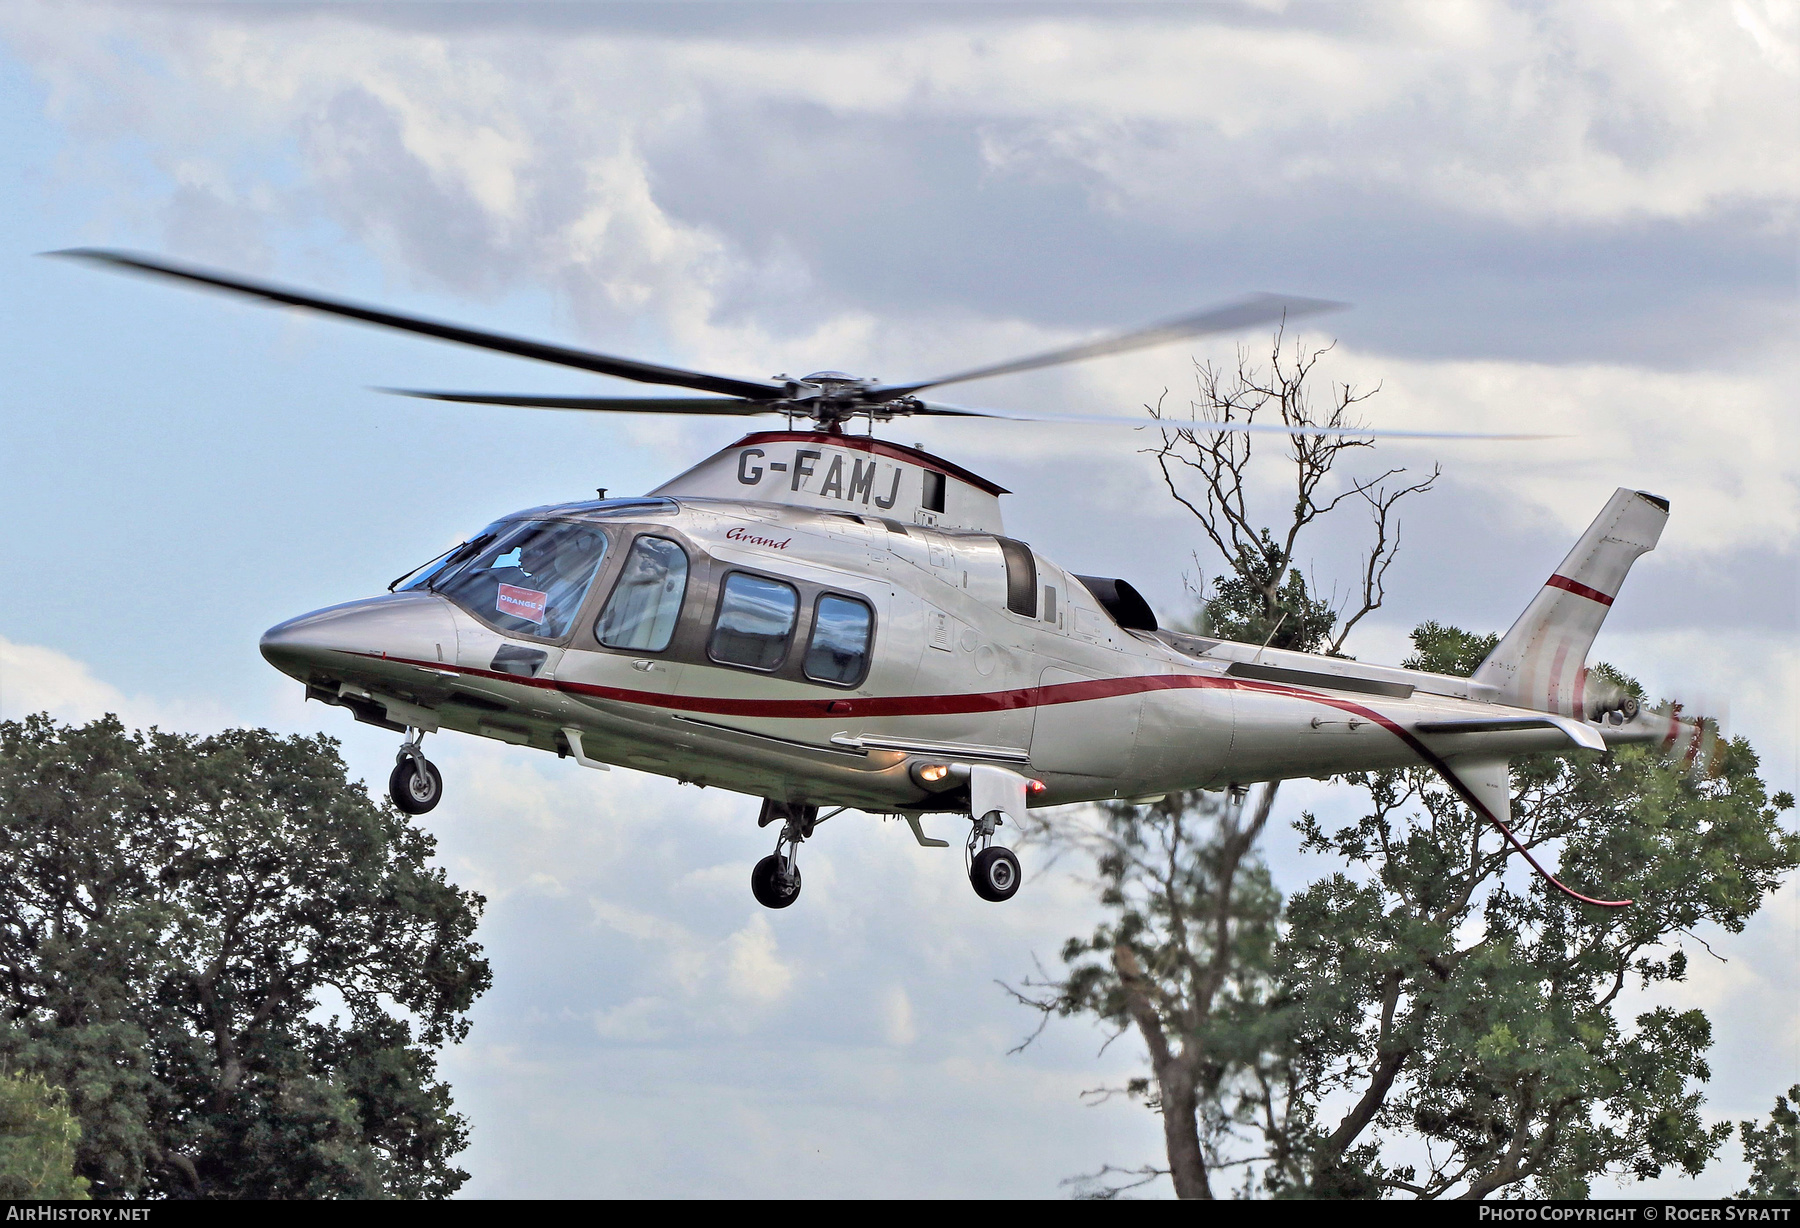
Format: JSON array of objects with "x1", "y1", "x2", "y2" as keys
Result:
[{"x1": 909, "y1": 761, "x2": 971, "y2": 792}]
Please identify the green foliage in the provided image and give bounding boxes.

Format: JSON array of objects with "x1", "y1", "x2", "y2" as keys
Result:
[
  {"x1": 1404, "y1": 621, "x2": 1498, "y2": 678},
  {"x1": 1200, "y1": 529, "x2": 1339, "y2": 653},
  {"x1": 1737, "y1": 1086, "x2": 1800, "y2": 1199},
  {"x1": 0, "y1": 1068, "x2": 90, "y2": 1199},
  {"x1": 1032, "y1": 623, "x2": 1799, "y2": 1198},
  {"x1": 0, "y1": 714, "x2": 492, "y2": 1199},
  {"x1": 1275, "y1": 642, "x2": 1799, "y2": 1197},
  {"x1": 1046, "y1": 361, "x2": 1796, "y2": 1196}
]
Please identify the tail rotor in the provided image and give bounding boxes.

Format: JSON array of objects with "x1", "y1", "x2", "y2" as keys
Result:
[{"x1": 1652, "y1": 698, "x2": 1731, "y2": 779}]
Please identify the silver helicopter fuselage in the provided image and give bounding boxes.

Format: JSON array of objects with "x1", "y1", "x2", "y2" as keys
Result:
[
  {"x1": 57, "y1": 250, "x2": 1687, "y2": 906},
  {"x1": 260, "y1": 431, "x2": 1679, "y2": 837}
]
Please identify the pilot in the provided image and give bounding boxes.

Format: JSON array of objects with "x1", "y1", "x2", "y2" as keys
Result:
[
  {"x1": 520, "y1": 528, "x2": 603, "y2": 632},
  {"x1": 512, "y1": 531, "x2": 572, "y2": 585},
  {"x1": 551, "y1": 532, "x2": 600, "y2": 585}
]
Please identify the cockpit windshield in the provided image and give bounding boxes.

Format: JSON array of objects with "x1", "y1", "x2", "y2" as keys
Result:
[
  {"x1": 392, "y1": 527, "x2": 500, "y2": 594},
  {"x1": 427, "y1": 520, "x2": 610, "y2": 639}
]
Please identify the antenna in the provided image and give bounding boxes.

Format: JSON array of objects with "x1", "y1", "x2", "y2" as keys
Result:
[{"x1": 1252, "y1": 612, "x2": 1289, "y2": 664}]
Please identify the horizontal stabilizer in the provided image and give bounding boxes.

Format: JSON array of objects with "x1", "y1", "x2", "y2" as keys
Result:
[{"x1": 1416, "y1": 715, "x2": 1606, "y2": 751}]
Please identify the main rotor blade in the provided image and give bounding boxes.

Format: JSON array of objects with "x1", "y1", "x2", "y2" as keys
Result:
[
  {"x1": 866, "y1": 293, "x2": 1347, "y2": 402},
  {"x1": 909, "y1": 401, "x2": 1559, "y2": 440},
  {"x1": 381, "y1": 390, "x2": 778, "y2": 415},
  {"x1": 50, "y1": 248, "x2": 786, "y2": 401}
]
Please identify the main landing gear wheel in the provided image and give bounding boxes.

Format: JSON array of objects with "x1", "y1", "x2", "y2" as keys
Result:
[
  {"x1": 751, "y1": 799, "x2": 826, "y2": 909},
  {"x1": 389, "y1": 757, "x2": 443, "y2": 814},
  {"x1": 751, "y1": 854, "x2": 802, "y2": 909},
  {"x1": 970, "y1": 846, "x2": 1022, "y2": 902}
]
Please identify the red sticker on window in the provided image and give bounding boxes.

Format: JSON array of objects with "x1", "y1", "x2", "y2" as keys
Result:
[{"x1": 497, "y1": 584, "x2": 548, "y2": 624}]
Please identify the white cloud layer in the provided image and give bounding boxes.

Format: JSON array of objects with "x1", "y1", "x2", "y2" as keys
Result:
[
  {"x1": 6, "y1": 1, "x2": 1795, "y2": 361},
  {"x1": 0, "y1": 633, "x2": 239, "y2": 734}
]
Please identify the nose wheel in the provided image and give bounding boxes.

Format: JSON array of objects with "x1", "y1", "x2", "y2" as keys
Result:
[
  {"x1": 966, "y1": 811, "x2": 1022, "y2": 902},
  {"x1": 388, "y1": 730, "x2": 442, "y2": 815}
]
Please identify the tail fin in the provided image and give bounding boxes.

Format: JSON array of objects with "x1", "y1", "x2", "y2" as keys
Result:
[{"x1": 1473, "y1": 489, "x2": 1668, "y2": 716}]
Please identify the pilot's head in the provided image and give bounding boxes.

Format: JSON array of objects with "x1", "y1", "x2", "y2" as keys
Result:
[
  {"x1": 553, "y1": 531, "x2": 600, "y2": 578},
  {"x1": 518, "y1": 534, "x2": 559, "y2": 576}
]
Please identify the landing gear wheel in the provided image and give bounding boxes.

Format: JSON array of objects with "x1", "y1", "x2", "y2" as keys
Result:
[
  {"x1": 389, "y1": 758, "x2": 443, "y2": 815},
  {"x1": 751, "y1": 855, "x2": 802, "y2": 909},
  {"x1": 970, "y1": 846, "x2": 1021, "y2": 902}
]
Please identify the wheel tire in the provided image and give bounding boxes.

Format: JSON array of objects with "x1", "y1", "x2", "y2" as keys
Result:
[
  {"x1": 970, "y1": 846, "x2": 1022, "y2": 902},
  {"x1": 751, "y1": 854, "x2": 802, "y2": 909},
  {"x1": 389, "y1": 758, "x2": 443, "y2": 815}
]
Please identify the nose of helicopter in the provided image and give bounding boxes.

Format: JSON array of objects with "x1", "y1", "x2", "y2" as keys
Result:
[{"x1": 260, "y1": 592, "x2": 459, "y2": 683}]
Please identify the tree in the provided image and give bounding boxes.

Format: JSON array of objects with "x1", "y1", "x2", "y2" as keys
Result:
[
  {"x1": 1268, "y1": 640, "x2": 1795, "y2": 1198},
  {"x1": 1014, "y1": 332, "x2": 1433, "y2": 1198},
  {"x1": 0, "y1": 714, "x2": 491, "y2": 1198},
  {"x1": 1015, "y1": 335, "x2": 1800, "y2": 1198},
  {"x1": 1027, "y1": 643, "x2": 1796, "y2": 1201},
  {"x1": 1018, "y1": 787, "x2": 1285, "y2": 1199},
  {"x1": 1148, "y1": 329, "x2": 1435, "y2": 655},
  {"x1": 1737, "y1": 1086, "x2": 1800, "y2": 1199},
  {"x1": 0, "y1": 1068, "x2": 89, "y2": 1199}
]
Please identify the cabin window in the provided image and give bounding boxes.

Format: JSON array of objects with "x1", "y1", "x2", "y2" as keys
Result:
[
  {"x1": 709, "y1": 573, "x2": 799, "y2": 671},
  {"x1": 595, "y1": 535, "x2": 689, "y2": 651},
  {"x1": 804, "y1": 595, "x2": 874, "y2": 686},
  {"x1": 435, "y1": 519, "x2": 609, "y2": 640},
  {"x1": 1042, "y1": 585, "x2": 1057, "y2": 626},
  {"x1": 996, "y1": 537, "x2": 1038, "y2": 618}
]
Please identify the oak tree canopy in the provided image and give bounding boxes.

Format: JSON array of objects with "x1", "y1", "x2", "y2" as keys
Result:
[{"x1": 0, "y1": 715, "x2": 491, "y2": 1198}]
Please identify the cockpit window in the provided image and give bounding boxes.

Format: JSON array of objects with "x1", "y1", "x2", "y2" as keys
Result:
[
  {"x1": 595, "y1": 536, "x2": 689, "y2": 651},
  {"x1": 392, "y1": 521, "x2": 508, "y2": 593},
  {"x1": 434, "y1": 520, "x2": 609, "y2": 639}
]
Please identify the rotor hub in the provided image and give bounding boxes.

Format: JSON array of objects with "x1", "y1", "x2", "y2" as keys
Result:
[{"x1": 776, "y1": 371, "x2": 896, "y2": 429}]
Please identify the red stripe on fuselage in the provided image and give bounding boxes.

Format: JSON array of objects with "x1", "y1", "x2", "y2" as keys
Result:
[
  {"x1": 357, "y1": 652, "x2": 1239, "y2": 718},
  {"x1": 1237, "y1": 686, "x2": 1631, "y2": 908},
  {"x1": 348, "y1": 652, "x2": 1630, "y2": 908},
  {"x1": 1545, "y1": 574, "x2": 1615, "y2": 606}
]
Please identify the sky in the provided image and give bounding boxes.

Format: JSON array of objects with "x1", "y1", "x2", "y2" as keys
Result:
[{"x1": 0, "y1": 0, "x2": 1795, "y2": 1199}]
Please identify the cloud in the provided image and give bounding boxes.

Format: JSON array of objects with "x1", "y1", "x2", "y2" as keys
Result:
[
  {"x1": 881, "y1": 984, "x2": 918, "y2": 1047},
  {"x1": 9, "y1": 2, "x2": 1791, "y2": 531},
  {"x1": 4, "y1": 1, "x2": 1792, "y2": 370},
  {"x1": 0, "y1": 634, "x2": 240, "y2": 735},
  {"x1": 723, "y1": 914, "x2": 794, "y2": 1005},
  {"x1": 1319, "y1": 346, "x2": 1800, "y2": 556},
  {"x1": 0, "y1": 634, "x2": 126, "y2": 724},
  {"x1": 583, "y1": 899, "x2": 795, "y2": 1033}
]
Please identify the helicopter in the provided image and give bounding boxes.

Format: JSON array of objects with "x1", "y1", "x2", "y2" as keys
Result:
[{"x1": 58, "y1": 249, "x2": 1713, "y2": 911}]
